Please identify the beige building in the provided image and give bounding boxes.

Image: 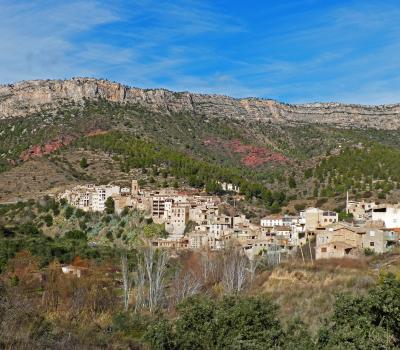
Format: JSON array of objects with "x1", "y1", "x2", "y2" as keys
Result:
[
  {"x1": 362, "y1": 227, "x2": 398, "y2": 254},
  {"x1": 302, "y1": 208, "x2": 338, "y2": 232},
  {"x1": 165, "y1": 204, "x2": 190, "y2": 235},
  {"x1": 189, "y1": 205, "x2": 219, "y2": 225},
  {"x1": 152, "y1": 237, "x2": 189, "y2": 249},
  {"x1": 315, "y1": 222, "x2": 399, "y2": 259},
  {"x1": 346, "y1": 200, "x2": 376, "y2": 221},
  {"x1": 188, "y1": 231, "x2": 209, "y2": 249}
]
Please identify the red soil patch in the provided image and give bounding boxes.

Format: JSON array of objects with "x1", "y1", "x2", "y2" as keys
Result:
[
  {"x1": 242, "y1": 147, "x2": 288, "y2": 167},
  {"x1": 203, "y1": 138, "x2": 288, "y2": 168},
  {"x1": 20, "y1": 136, "x2": 73, "y2": 161},
  {"x1": 19, "y1": 129, "x2": 108, "y2": 162},
  {"x1": 225, "y1": 140, "x2": 254, "y2": 153}
]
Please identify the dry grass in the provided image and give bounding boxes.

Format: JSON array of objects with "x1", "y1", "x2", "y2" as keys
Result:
[
  {"x1": 0, "y1": 148, "x2": 136, "y2": 203},
  {"x1": 251, "y1": 258, "x2": 377, "y2": 334}
]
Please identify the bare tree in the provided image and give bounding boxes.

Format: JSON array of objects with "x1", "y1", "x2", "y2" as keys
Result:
[
  {"x1": 200, "y1": 251, "x2": 211, "y2": 283},
  {"x1": 200, "y1": 250, "x2": 222, "y2": 285},
  {"x1": 136, "y1": 241, "x2": 170, "y2": 313},
  {"x1": 236, "y1": 253, "x2": 248, "y2": 292},
  {"x1": 133, "y1": 262, "x2": 145, "y2": 313},
  {"x1": 121, "y1": 253, "x2": 133, "y2": 311},
  {"x1": 247, "y1": 256, "x2": 261, "y2": 285},
  {"x1": 170, "y1": 269, "x2": 202, "y2": 307},
  {"x1": 221, "y1": 246, "x2": 249, "y2": 293},
  {"x1": 151, "y1": 248, "x2": 169, "y2": 312}
]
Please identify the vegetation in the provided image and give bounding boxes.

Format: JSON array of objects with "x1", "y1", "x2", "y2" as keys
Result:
[
  {"x1": 80, "y1": 157, "x2": 89, "y2": 168},
  {"x1": 144, "y1": 273, "x2": 400, "y2": 349},
  {"x1": 313, "y1": 143, "x2": 400, "y2": 198},
  {"x1": 1, "y1": 196, "x2": 400, "y2": 349},
  {"x1": 0, "y1": 198, "x2": 168, "y2": 272}
]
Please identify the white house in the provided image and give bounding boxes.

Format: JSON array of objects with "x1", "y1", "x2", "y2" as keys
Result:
[
  {"x1": 371, "y1": 206, "x2": 400, "y2": 229},
  {"x1": 261, "y1": 215, "x2": 283, "y2": 227}
]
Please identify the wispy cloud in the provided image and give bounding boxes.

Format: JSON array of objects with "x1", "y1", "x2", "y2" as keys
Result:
[
  {"x1": 0, "y1": 0, "x2": 120, "y2": 81},
  {"x1": 0, "y1": 0, "x2": 399, "y2": 104}
]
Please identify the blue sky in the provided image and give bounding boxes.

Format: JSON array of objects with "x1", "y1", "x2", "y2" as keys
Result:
[{"x1": 1, "y1": 0, "x2": 400, "y2": 104}]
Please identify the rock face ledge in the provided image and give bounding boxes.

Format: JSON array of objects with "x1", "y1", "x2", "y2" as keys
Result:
[{"x1": 1, "y1": 77, "x2": 400, "y2": 129}]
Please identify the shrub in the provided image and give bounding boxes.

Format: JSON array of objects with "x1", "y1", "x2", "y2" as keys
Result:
[
  {"x1": 65, "y1": 230, "x2": 87, "y2": 240},
  {"x1": 145, "y1": 295, "x2": 285, "y2": 350},
  {"x1": 64, "y1": 206, "x2": 74, "y2": 219},
  {"x1": 106, "y1": 231, "x2": 113, "y2": 241},
  {"x1": 105, "y1": 197, "x2": 115, "y2": 215},
  {"x1": 75, "y1": 208, "x2": 85, "y2": 218},
  {"x1": 294, "y1": 203, "x2": 306, "y2": 212},
  {"x1": 80, "y1": 157, "x2": 89, "y2": 168},
  {"x1": 318, "y1": 274, "x2": 400, "y2": 348},
  {"x1": 364, "y1": 247, "x2": 375, "y2": 256},
  {"x1": 42, "y1": 214, "x2": 53, "y2": 227}
]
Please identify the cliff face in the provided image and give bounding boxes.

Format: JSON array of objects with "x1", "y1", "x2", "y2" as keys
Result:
[{"x1": 1, "y1": 77, "x2": 400, "y2": 129}]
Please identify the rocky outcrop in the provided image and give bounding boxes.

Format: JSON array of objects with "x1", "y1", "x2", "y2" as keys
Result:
[{"x1": 1, "y1": 77, "x2": 400, "y2": 129}]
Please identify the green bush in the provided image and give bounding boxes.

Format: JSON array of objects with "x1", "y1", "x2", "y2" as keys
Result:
[
  {"x1": 80, "y1": 157, "x2": 89, "y2": 168},
  {"x1": 318, "y1": 274, "x2": 400, "y2": 348},
  {"x1": 105, "y1": 197, "x2": 115, "y2": 215},
  {"x1": 64, "y1": 206, "x2": 74, "y2": 219},
  {"x1": 75, "y1": 208, "x2": 85, "y2": 218},
  {"x1": 294, "y1": 203, "x2": 306, "y2": 212},
  {"x1": 145, "y1": 295, "x2": 285, "y2": 350},
  {"x1": 64, "y1": 230, "x2": 87, "y2": 240},
  {"x1": 42, "y1": 214, "x2": 53, "y2": 227}
]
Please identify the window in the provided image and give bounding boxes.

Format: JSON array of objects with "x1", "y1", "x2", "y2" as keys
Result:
[
  {"x1": 370, "y1": 231, "x2": 375, "y2": 237},
  {"x1": 370, "y1": 242, "x2": 375, "y2": 247},
  {"x1": 321, "y1": 247, "x2": 327, "y2": 253}
]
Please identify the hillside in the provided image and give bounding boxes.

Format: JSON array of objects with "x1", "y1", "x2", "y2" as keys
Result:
[{"x1": 1, "y1": 78, "x2": 400, "y2": 208}]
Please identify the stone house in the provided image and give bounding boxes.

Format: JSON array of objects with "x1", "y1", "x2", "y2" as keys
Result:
[
  {"x1": 362, "y1": 227, "x2": 399, "y2": 254},
  {"x1": 316, "y1": 223, "x2": 364, "y2": 260},
  {"x1": 188, "y1": 231, "x2": 209, "y2": 249},
  {"x1": 165, "y1": 204, "x2": 190, "y2": 236},
  {"x1": 346, "y1": 200, "x2": 376, "y2": 221}
]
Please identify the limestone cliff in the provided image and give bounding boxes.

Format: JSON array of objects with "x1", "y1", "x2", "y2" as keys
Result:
[{"x1": 1, "y1": 77, "x2": 400, "y2": 129}]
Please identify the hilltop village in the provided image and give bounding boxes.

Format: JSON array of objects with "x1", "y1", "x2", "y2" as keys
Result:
[{"x1": 59, "y1": 180, "x2": 400, "y2": 261}]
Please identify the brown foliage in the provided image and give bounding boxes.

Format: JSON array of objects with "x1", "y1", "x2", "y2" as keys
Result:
[{"x1": 0, "y1": 253, "x2": 123, "y2": 349}]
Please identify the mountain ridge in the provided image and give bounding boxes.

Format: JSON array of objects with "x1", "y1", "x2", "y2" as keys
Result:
[{"x1": 1, "y1": 77, "x2": 400, "y2": 129}]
